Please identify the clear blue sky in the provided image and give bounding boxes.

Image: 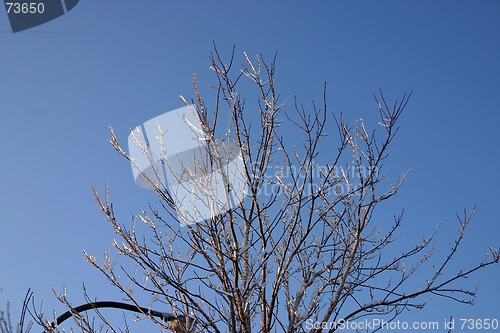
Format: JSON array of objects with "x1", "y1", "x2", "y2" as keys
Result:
[{"x1": 1, "y1": 1, "x2": 499, "y2": 331}]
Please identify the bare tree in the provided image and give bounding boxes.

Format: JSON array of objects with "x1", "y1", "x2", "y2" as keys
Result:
[
  {"x1": 50, "y1": 46, "x2": 499, "y2": 333},
  {"x1": 1, "y1": 290, "x2": 33, "y2": 333}
]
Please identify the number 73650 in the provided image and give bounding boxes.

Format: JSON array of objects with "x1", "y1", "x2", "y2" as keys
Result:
[{"x1": 5, "y1": 2, "x2": 45, "y2": 14}]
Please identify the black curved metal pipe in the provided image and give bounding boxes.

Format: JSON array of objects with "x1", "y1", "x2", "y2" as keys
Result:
[{"x1": 44, "y1": 301, "x2": 189, "y2": 332}]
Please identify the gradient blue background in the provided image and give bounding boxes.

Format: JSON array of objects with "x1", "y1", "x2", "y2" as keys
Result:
[{"x1": 1, "y1": 1, "x2": 499, "y2": 331}]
